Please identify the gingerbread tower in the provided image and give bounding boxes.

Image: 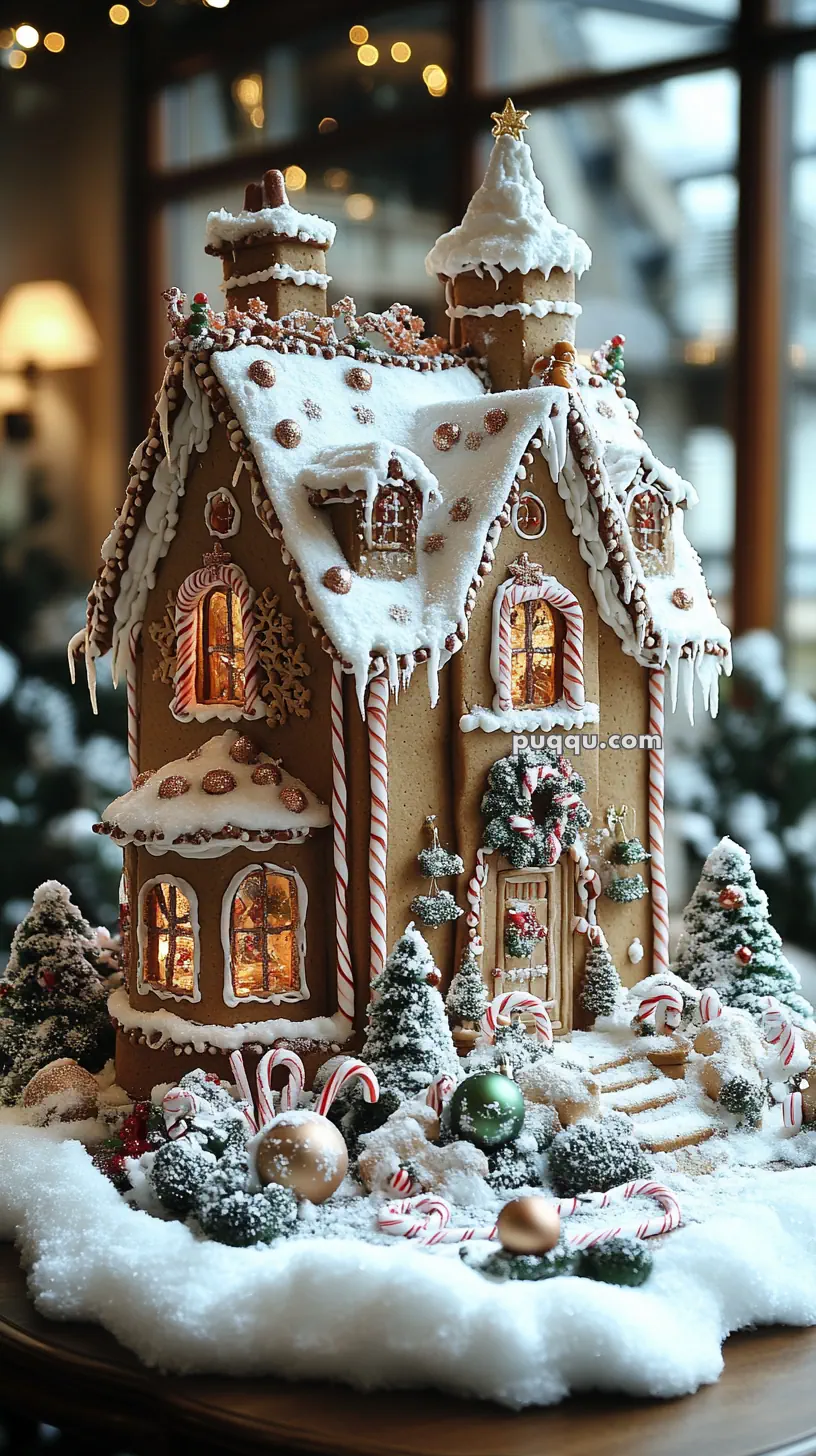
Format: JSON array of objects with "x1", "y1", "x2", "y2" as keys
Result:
[
  {"x1": 425, "y1": 100, "x2": 591, "y2": 390},
  {"x1": 205, "y1": 167, "x2": 335, "y2": 317}
]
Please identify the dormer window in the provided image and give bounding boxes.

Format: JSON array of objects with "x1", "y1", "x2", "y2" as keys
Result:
[
  {"x1": 628, "y1": 488, "x2": 674, "y2": 577},
  {"x1": 305, "y1": 448, "x2": 428, "y2": 583}
]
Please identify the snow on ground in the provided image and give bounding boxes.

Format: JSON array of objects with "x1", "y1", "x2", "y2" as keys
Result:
[{"x1": 3, "y1": 1107, "x2": 816, "y2": 1408}]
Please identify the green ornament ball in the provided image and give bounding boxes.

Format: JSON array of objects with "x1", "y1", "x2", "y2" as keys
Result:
[{"x1": 448, "y1": 1071, "x2": 525, "y2": 1150}]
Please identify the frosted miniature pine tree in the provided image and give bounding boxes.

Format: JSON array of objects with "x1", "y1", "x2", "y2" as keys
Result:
[
  {"x1": 362, "y1": 924, "x2": 459, "y2": 1098},
  {"x1": 674, "y1": 837, "x2": 813, "y2": 1024},
  {"x1": 0, "y1": 881, "x2": 114, "y2": 1104},
  {"x1": 580, "y1": 938, "x2": 622, "y2": 1021},
  {"x1": 446, "y1": 944, "x2": 489, "y2": 1025}
]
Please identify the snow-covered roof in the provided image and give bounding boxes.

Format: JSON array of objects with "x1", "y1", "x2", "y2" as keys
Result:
[
  {"x1": 93, "y1": 730, "x2": 329, "y2": 858},
  {"x1": 73, "y1": 307, "x2": 730, "y2": 720},
  {"x1": 425, "y1": 134, "x2": 591, "y2": 284},
  {"x1": 206, "y1": 204, "x2": 336, "y2": 253}
]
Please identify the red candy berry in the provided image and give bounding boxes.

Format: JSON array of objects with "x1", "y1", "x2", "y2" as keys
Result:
[
  {"x1": 193, "y1": 292, "x2": 208, "y2": 304},
  {"x1": 611, "y1": 333, "x2": 624, "y2": 346}
]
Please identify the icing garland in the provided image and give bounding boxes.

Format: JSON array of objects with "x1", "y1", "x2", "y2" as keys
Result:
[{"x1": 222, "y1": 262, "x2": 332, "y2": 293}]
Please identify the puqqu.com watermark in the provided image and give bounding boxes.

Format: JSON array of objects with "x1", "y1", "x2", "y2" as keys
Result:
[{"x1": 512, "y1": 732, "x2": 662, "y2": 756}]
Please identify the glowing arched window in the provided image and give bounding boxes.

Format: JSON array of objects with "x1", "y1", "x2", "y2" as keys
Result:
[
  {"x1": 628, "y1": 490, "x2": 673, "y2": 576},
  {"x1": 141, "y1": 882, "x2": 196, "y2": 997},
  {"x1": 371, "y1": 487, "x2": 418, "y2": 553},
  {"x1": 230, "y1": 869, "x2": 299, "y2": 999},
  {"x1": 509, "y1": 598, "x2": 560, "y2": 708},
  {"x1": 196, "y1": 586, "x2": 246, "y2": 706}
]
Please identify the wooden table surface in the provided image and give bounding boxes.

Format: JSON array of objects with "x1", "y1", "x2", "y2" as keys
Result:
[{"x1": 1, "y1": 1244, "x2": 816, "y2": 1456}]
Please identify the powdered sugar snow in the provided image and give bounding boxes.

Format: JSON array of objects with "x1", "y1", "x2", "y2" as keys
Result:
[{"x1": 3, "y1": 1122, "x2": 816, "y2": 1407}]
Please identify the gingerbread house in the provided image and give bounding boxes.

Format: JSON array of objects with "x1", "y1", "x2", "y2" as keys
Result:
[{"x1": 69, "y1": 102, "x2": 731, "y2": 1097}]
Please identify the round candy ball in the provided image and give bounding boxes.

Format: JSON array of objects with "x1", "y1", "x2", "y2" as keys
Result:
[
  {"x1": 22, "y1": 1058, "x2": 99, "y2": 1122},
  {"x1": 254, "y1": 1111, "x2": 348, "y2": 1203},
  {"x1": 497, "y1": 1195, "x2": 561, "y2": 1254},
  {"x1": 448, "y1": 1071, "x2": 524, "y2": 1150}
]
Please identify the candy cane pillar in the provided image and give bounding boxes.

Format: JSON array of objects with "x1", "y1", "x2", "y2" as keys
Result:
[
  {"x1": 648, "y1": 669, "x2": 670, "y2": 976},
  {"x1": 126, "y1": 625, "x2": 140, "y2": 783},
  {"x1": 367, "y1": 675, "x2": 389, "y2": 983},
  {"x1": 331, "y1": 661, "x2": 355, "y2": 1026}
]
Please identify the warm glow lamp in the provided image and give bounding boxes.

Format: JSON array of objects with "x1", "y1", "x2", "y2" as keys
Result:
[{"x1": 0, "y1": 280, "x2": 100, "y2": 374}]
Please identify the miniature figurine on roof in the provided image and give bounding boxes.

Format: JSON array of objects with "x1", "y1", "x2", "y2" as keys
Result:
[{"x1": 68, "y1": 105, "x2": 730, "y2": 1097}]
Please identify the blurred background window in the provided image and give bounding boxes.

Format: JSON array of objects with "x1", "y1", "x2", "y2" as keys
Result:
[{"x1": 0, "y1": 0, "x2": 815, "y2": 943}]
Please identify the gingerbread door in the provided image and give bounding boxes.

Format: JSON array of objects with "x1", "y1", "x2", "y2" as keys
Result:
[{"x1": 495, "y1": 865, "x2": 573, "y2": 1034}]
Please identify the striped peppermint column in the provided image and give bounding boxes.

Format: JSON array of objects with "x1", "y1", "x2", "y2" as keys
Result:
[
  {"x1": 330, "y1": 661, "x2": 355, "y2": 1025},
  {"x1": 126, "y1": 625, "x2": 140, "y2": 783},
  {"x1": 367, "y1": 675, "x2": 390, "y2": 983},
  {"x1": 648, "y1": 668, "x2": 670, "y2": 976}
]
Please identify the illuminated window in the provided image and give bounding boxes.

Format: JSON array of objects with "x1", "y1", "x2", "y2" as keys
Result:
[
  {"x1": 628, "y1": 490, "x2": 673, "y2": 576},
  {"x1": 370, "y1": 486, "x2": 418, "y2": 552},
  {"x1": 141, "y1": 882, "x2": 196, "y2": 997},
  {"x1": 229, "y1": 868, "x2": 299, "y2": 999},
  {"x1": 196, "y1": 586, "x2": 246, "y2": 705},
  {"x1": 509, "y1": 598, "x2": 560, "y2": 707}
]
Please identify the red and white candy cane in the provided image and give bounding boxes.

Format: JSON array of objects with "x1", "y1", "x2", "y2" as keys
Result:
[
  {"x1": 636, "y1": 982, "x2": 683, "y2": 1032},
  {"x1": 228, "y1": 1050, "x2": 258, "y2": 1134},
  {"x1": 761, "y1": 996, "x2": 808, "y2": 1076},
  {"x1": 378, "y1": 1180, "x2": 681, "y2": 1248},
  {"x1": 162, "y1": 1086, "x2": 201, "y2": 1140},
  {"x1": 782, "y1": 1091, "x2": 803, "y2": 1133},
  {"x1": 466, "y1": 847, "x2": 490, "y2": 950},
  {"x1": 481, "y1": 991, "x2": 553, "y2": 1047},
  {"x1": 495, "y1": 575, "x2": 585, "y2": 713},
  {"x1": 126, "y1": 624, "x2": 140, "y2": 783},
  {"x1": 330, "y1": 660, "x2": 355, "y2": 1026},
  {"x1": 367, "y1": 675, "x2": 389, "y2": 983},
  {"x1": 426, "y1": 1074, "x2": 457, "y2": 1115},
  {"x1": 314, "y1": 1057, "x2": 380, "y2": 1118},
  {"x1": 256, "y1": 1048, "x2": 306, "y2": 1124},
  {"x1": 699, "y1": 988, "x2": 723, "y2": 1022},
  {"x1": 648, "y1": 669, "x2": 670, "y2": 976},
  {"x1": 508, "y1": 814, "x2": 536, "y2": 839}
]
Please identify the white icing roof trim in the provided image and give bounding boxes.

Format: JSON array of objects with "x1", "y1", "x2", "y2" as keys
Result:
[
  {"x1": 98, "y1": 730, "x2": 330, "y2": 855},
  {"x1": 425, "y1": 134, "x2": 592, "y2": 282},
  {"x1": 206, "y1": 205, "x2": 336, "y2": 250},
  {"x1": 460, "y1": 702, "x2": 600, "y2": 734}
]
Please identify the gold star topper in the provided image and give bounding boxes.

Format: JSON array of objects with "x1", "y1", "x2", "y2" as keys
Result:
[{"x1": 491, "y1": 97, "x2": 530, "y2": 140}]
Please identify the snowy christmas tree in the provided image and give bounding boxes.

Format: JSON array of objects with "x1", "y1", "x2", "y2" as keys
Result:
[
  {"x1": 362, "y1": 924, "x2": 459, "y2": 1098},
  {"x1": 446, "y1": 944, "x2": 489, "y2": 1025},
  {"x1": 579, "y1": 936, "x2": 621, "y2": 1021},
  {"x1": 674, "y1": 837, "x2": 813, "y2": 1025},
  {"x1": 0, "y1": 880, "x2": 114, "y2": 1103}
]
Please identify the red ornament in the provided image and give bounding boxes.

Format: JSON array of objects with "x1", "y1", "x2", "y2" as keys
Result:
[
  {"x1": 0, "y1": 984, "x2": 8, "y2": 999},
  {"x1": 719, "y1": 885, "x2": 746, "y2": 911},
  {"x1": 193, "y1": 292, "x2": 208, "y2": 305},
  {"x1": 426, "y1": 967, "x2": 442, "y2": 988},
  {"x1": 734, "y1": 945, "x2": 753, "y2": 966},
  {"x1": 611, "y1": 334, "x2": 625, "y2": 347},
  {"x1": 39, "y1": 969, "x2": 58, "y2": 989}
]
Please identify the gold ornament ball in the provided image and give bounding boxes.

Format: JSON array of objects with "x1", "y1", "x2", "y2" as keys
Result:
[
  {"x1": 497, "y1": 1196, "x2": 561, "y2": 1255},
  {"x1": 22, "y1": 1058, "x2": 99, "y2": 1122},
  {"x1": 255, "y1": 1112, "x2": 348, "y2": 1203}
]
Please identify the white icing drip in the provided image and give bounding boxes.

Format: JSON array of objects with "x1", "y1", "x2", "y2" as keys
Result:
[
  {"x1": 222, "y1": 263, "x2": 331, "y2": 293},
  {"x1": 108, "y1": 987, "x2": 348, "y2": 1052},
  {"x1": 446, "y1": 299, "x2": 582, "y2": 320},
  {"x1": 425, "y1": 133, "x2": 591, "y2": 281},
  {"x1": 459, "y1": 701, "x2": 600, "y2": 734},
  {"x1": 206, "y1": 204, "x2": 336, "y2": 250},
  {"x1": 109, "y1": 360, "x2": 212, "y2": 685}
]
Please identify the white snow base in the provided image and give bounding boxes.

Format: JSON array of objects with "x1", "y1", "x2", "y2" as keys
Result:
[{"x1": 3, "y1": 1124, "x2": 816, "y2": 1408}]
